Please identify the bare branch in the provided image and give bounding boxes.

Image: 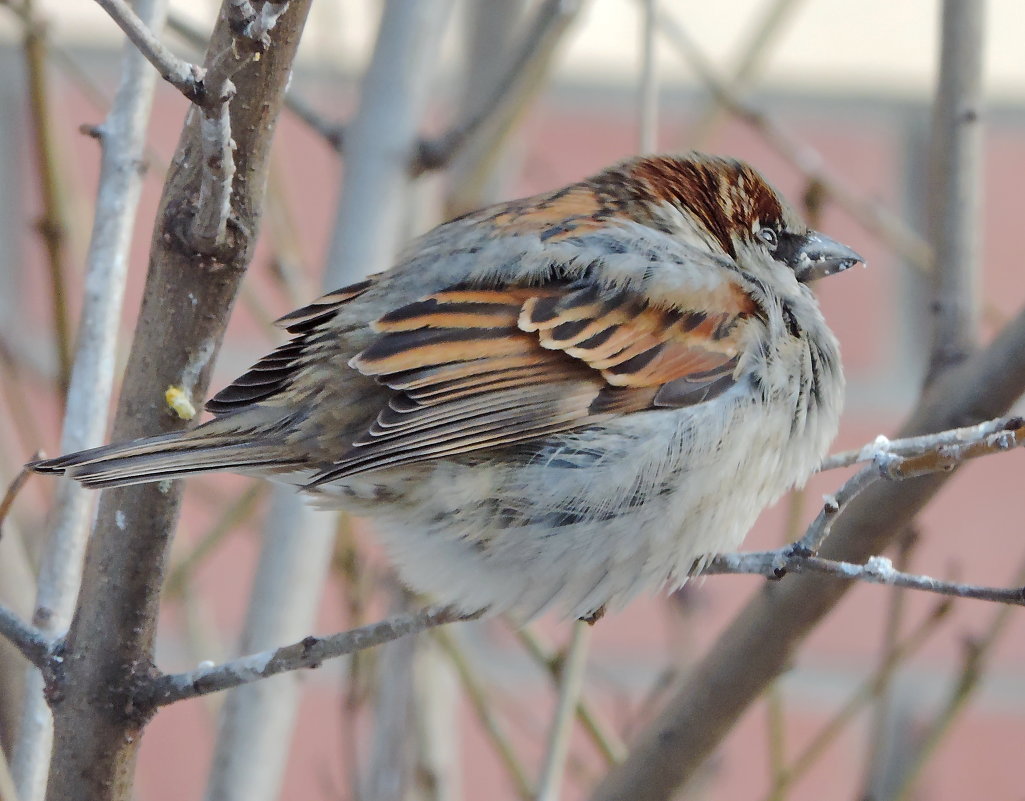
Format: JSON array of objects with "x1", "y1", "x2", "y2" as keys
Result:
[
  {"x1": 202, "y1": 494, "x2": 335, "y2": 801},
  {"x1": 97, "y1": 0, "x2": 294, "y2": 254},
  {"x1": 926, "y1": 0, "x2": 984, "y2": 379},
  {"x1": 190, "y1": 98, "x2": 237, "y2": 251},
  {"x1": 413, "y1": 0, "x2": 583, "y2": 176},
  {"x1": 41, "y1": 5, "x2": 314, "y2": 799},
  {"x1": 144, "y1": 606, "x2": 480, "y2": 707},
  {"x1": 688, "y1": 0, "x2": 806, "y2": 147},
  {"x1": 803, "y1": 416, "x2": 1023, "y2": 553},
  {"x1": 165, "y1": 9, "x2": 348, "y2": 154},
  {"x1": 889, "y1": 553, "x2": 1024, "y2": 801},
  {"x1": 433, "y1": 626, "x2": 534, "y2": 799},
  {"x1": 705, "y1": 552, "x2": 1025, "y2": 607},
  {"x1": 797, "y1": 464, "x2": 878, "y2": 555},
  {"x1": 762, "y1": 598, "x2": 952, "y2": 800},
  {"x1": 0, "y1": 461, "x2": 35, "y2": 538},
  {"x1": 93, "y1": 0, "x2": 203, "y2": 101},
  {"x1": 13, "y1": 1, "x2": 169, "y2": 795},
  {"x1": 637, "y1": 0, "x2": 658, "y2": 153},
  {"x1": 186, "y1": 3, "x2": 293, "y2": 253},
  {"x1": 820, "y1": 416, "x2": 1022, "y2": 471},
  {"x1": 324, "y1": 0, "x2": 454, "y2": 286},
  {"x1": 0, "y1": 605, "x2": 50, "y2": 671},
  {"x1": 22, "y1": 0, "x2": 74, "y2": 396},
  {"x1": 536, "y1": 621, "x2": 592, "y2": 801},
  {"x1": 513, "y1": 625, "x2": 627, "y2": 766}
]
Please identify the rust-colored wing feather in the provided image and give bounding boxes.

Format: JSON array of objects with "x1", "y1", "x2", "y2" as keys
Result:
[{"x1": 309, "y1": 279, "x2": 756, "y2": 485}]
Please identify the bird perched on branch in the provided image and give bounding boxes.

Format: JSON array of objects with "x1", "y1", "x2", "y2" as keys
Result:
[{"x1": 32, "y1": 153, "x2": 861, "y2": 622}]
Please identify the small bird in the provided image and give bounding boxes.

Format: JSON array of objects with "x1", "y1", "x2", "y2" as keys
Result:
[{"x1": 33, "y1": 153, "x2": 861, "y2": 622}]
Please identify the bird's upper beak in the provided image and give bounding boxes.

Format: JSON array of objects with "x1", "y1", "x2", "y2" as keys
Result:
[{"x1": 786, "y1": 232, "x2": 864, "y2": 283}]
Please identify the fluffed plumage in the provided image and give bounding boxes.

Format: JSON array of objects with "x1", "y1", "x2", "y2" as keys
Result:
[{"x1": 32, "y1": 153, "x2": 862, "y2": 621}]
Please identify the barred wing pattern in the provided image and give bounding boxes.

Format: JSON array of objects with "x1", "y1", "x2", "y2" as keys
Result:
[{"x1": 306, "y1": 279, "x2": 754, "y2": 485}]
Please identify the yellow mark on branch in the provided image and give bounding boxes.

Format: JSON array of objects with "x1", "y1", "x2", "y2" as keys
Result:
[{"x1": 165, "y1": 386, "x2": 197, "y2": 420}]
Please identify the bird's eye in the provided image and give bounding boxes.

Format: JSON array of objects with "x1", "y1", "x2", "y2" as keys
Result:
[{"x1": 757, "y1": 227, "x2": 778, "y2": 250}]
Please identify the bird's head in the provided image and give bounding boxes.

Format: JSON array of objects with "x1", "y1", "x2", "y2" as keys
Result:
[{"x1": 612, "y1": 153, "x2": 863, "y2": 286}]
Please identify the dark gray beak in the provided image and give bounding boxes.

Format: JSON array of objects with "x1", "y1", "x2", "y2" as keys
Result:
[{"x1": 787, "y1": 232, "x2": 863, "y2": 283}]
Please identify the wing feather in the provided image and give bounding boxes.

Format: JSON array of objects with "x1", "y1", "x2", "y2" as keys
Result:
[{"x1": 308, "y1": 280, "x2": 757, "y2": 485}]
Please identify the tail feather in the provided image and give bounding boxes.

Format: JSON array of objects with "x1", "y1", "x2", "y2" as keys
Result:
[{"x1": 30, "y1": 429, "x2": 303, "y2": 489}]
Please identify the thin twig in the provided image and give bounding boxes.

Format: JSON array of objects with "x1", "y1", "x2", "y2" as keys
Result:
[
  {"x1": 0, "y1": 605, "x2": 50, "y2": 670},
  {"x1": 93, "y1": 0, "x2": 203, "y2": 100},
  {"x1": 536, "y1": 621, "x2": 591, "y2": 801},
  {"x1": 654, "y1": 7, "x2": 933, "y2": 272},
  {"x1": 860, "y1": 527, "x2": 918, "y2": 796},
  {"x1": 164, "y1": 482, "x2": 265, "y2": 598},
  {"x1": 797, "y1": 464, "x2": 877, "y2": 554},
  {"x1": 433, "y1": 626, "x2": 534, "y2": 800},
  {"x1": 890, "y1": 555, "x2": 1024, "y2": 801},
  {"x1": 514, "y1": 625, "x2": 627, "y2": 766},
  {"x1": 804, "y1": 416, "x2": 1024, "y2": 554},
  {"x1": 22, "y1": 0, "x2": 73, "y2": 399},
  {"x1": 820, "y1": 416, "x2": 1022, "y2": 471},
  {"x1": 687, "y1": 0, "x2": 806, "y2": 148},
  {"x1": 98, "y1": 0, "x2": 293, "y2": 254},
  {"x1": 144, "y1": 606, "x2": 481, "y2": 707},
  {"x1": 637, "y1": 0, "x2": 658, "y2": 153},
  {"x1": 165, "y1": 9, "x2": 348, "y2": 154},
  {"x1": 761, "y1": 597, "x2": 952, "y2": 801},
  {"x1": 705, "y1": 552, "x2": 1025, "y2": 607},
  {"x1": 0, "y1": 461, "x2": 37, "y2": 540},
  {"x1": 412, "y1": 0, "x2": 583, "y2": 176}
]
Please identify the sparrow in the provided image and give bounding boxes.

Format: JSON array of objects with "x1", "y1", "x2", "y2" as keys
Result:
[{"x1": 32, "y1": 153, "x2": 861, "y2": 622}]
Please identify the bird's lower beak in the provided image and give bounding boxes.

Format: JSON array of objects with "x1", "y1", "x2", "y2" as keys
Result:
[{"x1": 792, "y1": 232, "x2": 863, "y2": 283}]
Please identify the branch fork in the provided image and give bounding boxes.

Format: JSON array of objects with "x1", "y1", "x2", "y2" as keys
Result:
[{"x1": 94, "y1": 0, "x2": 291, "y2": 253}]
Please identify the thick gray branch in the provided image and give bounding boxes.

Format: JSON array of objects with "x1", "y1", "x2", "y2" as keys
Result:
[
  {"x1": 42, "y1": 5, "x2": 313, "y2": 800},
  {"x1": 926, "y1": 0, "x2": 985, "y2": 378}
]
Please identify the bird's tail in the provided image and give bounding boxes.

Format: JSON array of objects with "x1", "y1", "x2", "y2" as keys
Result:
[{"x1": 29, "y1": 420, "x2": 304, "y2": 489}]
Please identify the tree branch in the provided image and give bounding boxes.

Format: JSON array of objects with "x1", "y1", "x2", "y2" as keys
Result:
[
  {"x1": 41, "y1": 4, "x2": 313, "y2": 800},
  {"x1": 96, "y1": 0, "x2": 294, "y2": 255},
  {"x1": 412, "y1": 0, "x2": 583, "y2": 176},
  {"x1": 705, "y1": 552, "x2": 1025, "y2": 607},
  {"x1": 12, "y1": 1, "x2": 170, "y2": 796},
  {"x1": 536, "y1": 621, "x2": 592, "y2": 801},
  {"x1": 925, "y1": 0, "x2": 984, "y2": 379},
  {"x1": 93, "y1": 0, "x2": 203, "y2": 101},
  {"x1": 820, "y1": 416, "x2": 1022, "y2": 471},
  {"x1": 143, "y1": 606, "x2": 480, "y2": 707},
  {"x1": 0, "y1": 605, "x2": 50, "y2": 671}
]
